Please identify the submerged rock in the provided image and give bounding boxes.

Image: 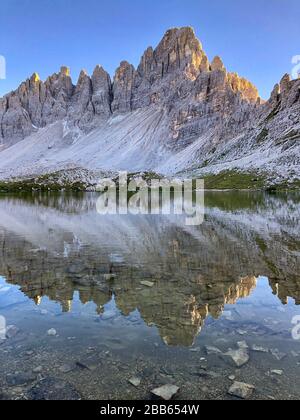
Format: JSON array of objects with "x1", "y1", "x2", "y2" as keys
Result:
[
  {"x1": 6, "y1": 325, "x2": 20, "y2": 339},
  {"x1": 223, "y1": 347, "x2": 250, "y2": 368},
  {"x1": 251, "y1": 344, "x2": 269, "y2": 353},
  {"x1": 151, "y1": 384, "x2": 180, "y2": 400},
  {"x1": 271, "y1": 349, "x2": 287, "y2": 361},
  {"x1": 228, "y1": 381, "x2": 255, "y2": 399},
  {"x1": 27, "y1": 377, "x2": 81, "y2": 400},
  {"x1": 59, "y1": 364, "x2": 75, "y2": 374},
  {"x1": 271, "y1": 370, "x2": 283, "y2": 376},
  {"x1": 6, "y1": 372, "x2": 36, "y2": 387},
  {"x1": 128, "y1": 377, "x2": 142, "y2": 387},
  {"x1": 205, "y1": 345, "x2": 222, "y2": 355},
  {"x1": 140, "y1": 281, "x2": 155, "y2": 288}
]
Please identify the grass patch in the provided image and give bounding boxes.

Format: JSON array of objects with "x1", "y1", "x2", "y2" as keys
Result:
[
  {"x1": 202, "y1": 171, "x2": 267, "y2": 190},
  {"x1": 0, "y1": 172, "x2": 89, "y2": 193}
]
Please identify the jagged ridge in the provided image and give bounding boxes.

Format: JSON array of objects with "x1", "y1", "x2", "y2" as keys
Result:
[{"x1": 0, "y1": 27, "x2": 299, "y2": 186}]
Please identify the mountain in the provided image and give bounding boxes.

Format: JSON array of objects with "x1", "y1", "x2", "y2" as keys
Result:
[{"x1": 0, "y1": 27, "x2": 299, "y2": 189}]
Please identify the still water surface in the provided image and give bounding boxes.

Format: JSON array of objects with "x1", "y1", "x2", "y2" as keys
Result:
[{"x1": 0, "y1": 192, "x2": 299, "y2": 400}]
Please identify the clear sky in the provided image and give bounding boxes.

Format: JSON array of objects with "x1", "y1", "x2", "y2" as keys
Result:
[{"x1": 0, "y1": 0, "x2": 299, "y2": 99}]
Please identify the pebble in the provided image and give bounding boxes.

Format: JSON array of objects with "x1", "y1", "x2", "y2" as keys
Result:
[
  {"x1": 103, "y1": 274, "x2": 117, "y2": 281},
  {"x1": 5, "y1": 325, "x2": 20, "y2": 339},
  {"x1": 205, "y1": 345, "x2": 222, "y2": 355},
  {"x1": 251, "y1": 344, "x2": 269, "y2": 353},
  {"x1": 271, "y1": 370, "x2": 283, "y2": 376},
  {"x1": 198, "y1": 370, "x2": 220, "y2": 379},
  {"x1": 27, "y1": 377, "x2": 81, "y2": 400},
  {"x1": 228, "y1": 381, "x2": 255, "y2": 399},
  {"x1": 6, "y1": 372, "x2": 36, "y2": 387},
  {"x1": 59, "y1": 364, "x2": 75, "y2": 374},
  {"x1": 223, "y1": 347, "x2": 250, "y2": 368},
  {"x1": 140, "y1": 281, "x2": 155, "y2": 288},
  {"x1": 237, "y1": 341, "x2": 249, "y2": 349},
  {"x1": 128, "y1": 377, "x2": 141, "y2": 387},
  {"x1": 151, "y1": 384, "x2": 180, "y2": 401}
]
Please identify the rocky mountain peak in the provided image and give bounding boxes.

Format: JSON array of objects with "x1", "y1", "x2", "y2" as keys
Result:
[
  {"x1": 1, "y1": 24, "x2": 299, "y2": 174},
  {"x1": 60, "y1": 66, "x2": 71, "y2": 77},
  {"x1": 91, "y1": 65, "x2": 112, "y2": 116},
  {"x1": 112, "y1": 61, "x2": 135, "y2": 113},
  {"x1": 30, "y1": 73, "x2": 40, "y2": 84},
  {"x1": 211, "y1": 56, "x2": 225, "y2": 72}
]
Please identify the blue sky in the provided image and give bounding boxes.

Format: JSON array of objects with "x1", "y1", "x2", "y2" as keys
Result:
[{"x1": 0, "y1": 0, "x2": 299, "y2": 99}]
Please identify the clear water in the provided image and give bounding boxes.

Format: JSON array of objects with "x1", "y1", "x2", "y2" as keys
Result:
[{"x1": 0, "y1": 191, "x2": 299, "y2": 400}]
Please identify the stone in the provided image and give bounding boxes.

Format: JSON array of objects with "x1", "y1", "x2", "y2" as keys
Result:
[
  {"x1": 33, "y1": 366, "x2": 43, "y2": 374},
  {"x1": 271, "y1": 370, "x2": 283, "y2": 376},
  {"x1": 237, "y1": 341, "x2": 249, "y2": 349},
  {"x1": 151, "y1": 384, "x2": 180, "y2": 401},
  {"x1": 223, "y1": 347, "x2": 250, "y2": 368},
  {"x1": 205, "y1": 345, "x2": 222, "y2": 355},
  {"x1": 5, "y1": 325, "x2": 20, "y2": 339},
  {"x1": 103, "y1": 274, "x2": 117, "y2": 281},
  {"x1": 198, "y1": 370, "x2": 220, "y2": 379},
  {"x1": 189, "y1": 347, "x2": 201, "y2": 352},
  {"x1": 59, "y1": 364, "x2": 75, "y2": 374},
  {"x1": 76, "y1": 355, "x2": 100, "y2": 371},
  {"x1": 6, "y1": 372, "x2": 36, "y2": 387},
  {"x1": 128, "y1": 377, "x2": 141, "y2": 387},
  {"x1": 140, "y1": 281, "x2": 155, "y2": 288},
  {"x1": 251, "y1": 344, "x2": 269, "y2": 353},
  {"x1": 27, "y1": 377, "x2": 81, "y2": 400},
  {"x1": 228, "y1": 381, "x2": 255, "y2": 399},
  {"x1": 236, "y1": 329, "x2": 248, "y2": 336},
  {"x1": 270, "y1": 349, "x2": 287, "y2": 361},
  {"x1": 47, "y1": 328, "x2": 57, "y2": 336}
]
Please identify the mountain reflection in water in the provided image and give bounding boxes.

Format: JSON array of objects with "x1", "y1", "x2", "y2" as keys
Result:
[{"x1": 0, "y1": 191, "x2": 299, "y2": 347}]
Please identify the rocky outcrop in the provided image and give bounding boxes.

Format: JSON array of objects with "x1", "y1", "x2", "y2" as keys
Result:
[
  {"x1": 112, "y1": 61, "x2": 135, "y2": 113},
  {"x1": 91, "y1": 65, "x2": 112, "y2": 117},
  {"x1": 0, "y1": 26, "x2": 261, "y2": 147}
]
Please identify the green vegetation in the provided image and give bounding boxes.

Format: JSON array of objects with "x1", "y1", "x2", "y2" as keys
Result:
[
  {"x1": 0, "y1": 172, "x2": 89, "y2": 193},
  {"x1": 1, "y1": 169, "x2": 299, "y2": 193},
  {"x1": 202, "y1": 170, "x2": 267, "y2": 190}
]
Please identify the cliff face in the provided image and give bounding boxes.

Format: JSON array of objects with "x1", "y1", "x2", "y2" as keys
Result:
[
  {"x1": 0, "y1": 27, "x2": 299, "y2": 183},
  {"x1": 0, "y1": 28, "x2": 259, "y2": 145}
]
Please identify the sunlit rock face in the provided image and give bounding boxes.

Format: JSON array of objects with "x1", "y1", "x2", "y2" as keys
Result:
[
  {"x1": 0, "y1": 27, "x2": 262, "y2": 145},
  {"x1": 0, "y1": 26, "x2": 299, "y2": 181},
  {"x1": 0, "y1": 193, "x2": 299, "y2": 346}
]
